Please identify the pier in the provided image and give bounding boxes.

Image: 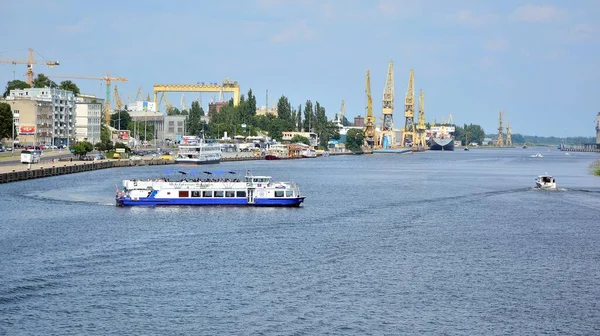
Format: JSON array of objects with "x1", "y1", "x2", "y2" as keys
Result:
[{"x1": 560, "y1": 143, "x2": 600, "y2": 153}]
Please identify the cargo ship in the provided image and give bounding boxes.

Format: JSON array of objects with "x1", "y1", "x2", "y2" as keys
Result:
[{"x1": 428, "y1": 125, "x2": 455, "y2": 151}]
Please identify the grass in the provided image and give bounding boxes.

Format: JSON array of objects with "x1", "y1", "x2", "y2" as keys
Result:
[{"x1": 591, "y1": 159, "x2": 600, "y2": 176}]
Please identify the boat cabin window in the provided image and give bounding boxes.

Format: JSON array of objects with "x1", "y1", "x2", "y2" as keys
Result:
[
  {"x1": 202, "y1": 191, "x2": 212, "y2": 197},
  {"x1": 214, "y1": 191, "x2": 224, "y2": 197},
  {"x1": 191, "y1": 191, "x2": 201, "y2": 197},
  {"x1": 236, "y1": 191, "x2": 246, "y2": 198},
  {"x1": 274, "y1": 190, "x2": 284, "y2": 198},
  {"x1": 179, "y1": 190, "x2": 189, "y2": 197},
  {"x1": 286, "y1": 191, "x2": 294, "y2": 197},
  {"x1": 225, "y1": 191, "x2": 235, "y2": 197}
]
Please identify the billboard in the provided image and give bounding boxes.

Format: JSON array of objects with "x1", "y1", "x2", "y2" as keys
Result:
[
  {"x1": 19, "y1": 125, "x2": 36, "y2": 135},
  {"x1": 135, "y1": 101, "x2": 156, "y2": 112},
  {"x1": 112, "y1": 130, "x2": 130, "y2": 142}
]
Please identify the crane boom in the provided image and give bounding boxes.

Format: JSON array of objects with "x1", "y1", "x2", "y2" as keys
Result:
[
  {"x1": 400, "y1": 69, "x2": 415, "y2": 147},
  {"x1": 0, "y1": 48, "x2": 60, "y2": 85},
  {"x1": 48, "y1": 73, "x2": 128, "y2": 124}
]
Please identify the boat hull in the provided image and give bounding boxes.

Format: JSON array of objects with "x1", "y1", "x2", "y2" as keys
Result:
[
  {"x1": 428, "y1": 137, "x2": 454, "y2": 151},
  {"x1": 175, "y1": 158, "x2": 221, "y2": 165},
  {"x1": 117, "y1": 196, "x2": 305, "y2": 207}
]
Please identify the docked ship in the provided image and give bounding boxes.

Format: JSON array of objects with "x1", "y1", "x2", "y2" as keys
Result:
[
  {"x1": 428, "y1": 125, "x2": 455, "y2": 151},
  {"x1": 115, "y1": 170, "x2": 305, "y2": 207},
  {"x1": 175, "y1": 134, "x2": 222, "y2": 164},
  {"x1": 265, "y1": 144, "x2": 290, "y2": 160}
]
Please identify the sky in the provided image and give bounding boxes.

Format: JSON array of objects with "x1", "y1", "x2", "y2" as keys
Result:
[{"x1": 1, "y1": 0, "x2": 599, "y2": 137}]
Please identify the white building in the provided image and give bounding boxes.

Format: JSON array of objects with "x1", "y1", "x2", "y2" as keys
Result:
[
  {"x1": 6, "y1": 87, "x2": 76, "y2": 147},
  {"x1": 75, "y1": 94, "x2": 104, "y2": 144},
  {"x1": 164, "y1": 115, "x2": 186, "y2": 143}
]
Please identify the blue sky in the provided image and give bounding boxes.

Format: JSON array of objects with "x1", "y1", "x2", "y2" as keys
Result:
[{"x1": 2, "y1": 0, "x2": 599, "y2": 137}]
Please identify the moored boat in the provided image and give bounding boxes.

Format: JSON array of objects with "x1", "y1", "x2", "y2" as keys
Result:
[
  {"x1": 265, "y1": 144, "x2": 290, "y2": 160},
  {"x1": 175, "y1": 134, "x2": 222, "y2": 165},
  {"x1": 428, "y1": 125, "x2": 455, "y2": 151},
  {"x1": 116, "y1": 170, "x2": 305, "y2": 207}
]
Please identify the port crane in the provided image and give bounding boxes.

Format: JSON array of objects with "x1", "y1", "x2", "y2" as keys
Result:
[
  {"x1": 379, "y1": 60, "x2": 395, "y2": 148},
  {"x1": 495, "y1": 110, "x2": 504, "y2": 147},
  {"x1": 506, "y1": 124, "x2": 512, "y2": 147},
  {"x1": 400, "y1": 69, "x2": 415, "y2": 147},
  {"x1": 0, "y1": 48, "x2": 60, "y2": 85},
  {"x1": 363, "y1": 70, "x2": 376, "y2": 148},
  {"x1": 113, "y1": 85, "x2": 124, "y2": 110},
  {"x1": 414, "y1": 89, "x2": 427, "y2": 148},
  {"x1": 48, "y1": 73, "x2": 128, "y2": 124}
]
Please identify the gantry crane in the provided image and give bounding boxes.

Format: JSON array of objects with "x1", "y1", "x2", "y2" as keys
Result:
[
  {"x1": 48, "y1": 73, "x2": 127, "y2": 124},
  {"x1": 495, "y1": 110, "x2": 504, "y2": 147},
  {"x1": 363, "y1": 70, "x2": 376, "y2": 148},
  {"x1": 379, "y1": 60, "x2": 395, "y2": 148},
  {"x1": 506, "y1": 124, "x2": 512, "y2": 147},
  {"x1": 414, "y1": 89, "x2": 427, "y2": 148},
  {"x1": 400, "y1": 69, "x2": 415, "y2": 147},
  {"x1": 0, "y1": 48, "x2": 60, "y2": 85}
]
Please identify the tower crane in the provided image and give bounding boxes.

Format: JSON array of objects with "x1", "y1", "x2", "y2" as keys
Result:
[
  {"x1": 400, "y1": 69, "x2": 415, "y2": 147},
  {"x1": 379, "y1": 60, "x2": 395, "y2": 148},
  {"x1": 0, "y1": 48, "x2": 60, "y2": 85},
  {"x1": 506, "y1": 124, "x2": 512, "y2": 147},
  {"x1": 48, "y1": 73, "x2": 127, "y2": 124},
  {"x1": 363, "y1": 69, "x2": 376, "y2": 148},
  {"x1": 414, "y1": 89, "x2": 427, "y2": 148}
]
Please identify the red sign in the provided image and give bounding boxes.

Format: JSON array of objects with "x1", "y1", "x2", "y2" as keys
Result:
[{"x1": 19, "y1": 125, "x2": 36, "y2": 135}]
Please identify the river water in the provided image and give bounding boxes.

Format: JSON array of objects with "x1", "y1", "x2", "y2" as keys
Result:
[{"x1": 1, "y1": 147, "x2": 599, "y2": 335}]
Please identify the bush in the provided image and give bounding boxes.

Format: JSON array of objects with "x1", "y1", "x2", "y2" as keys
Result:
[{"x1": 591, "y1": 159, "x2": 600, "y2": 176}]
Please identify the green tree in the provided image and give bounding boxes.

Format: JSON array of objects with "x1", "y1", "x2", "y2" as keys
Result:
[
  {"x1": 58, "y1": 80, "x2": 80, "y2": 95},
  {"x1": 110, "y1": 110, "x2": 132, "y2": 130},
  {"x1": 187, "y1": 101, "x2": 204, "y2": 136},
  {"x1": 290, "y1": 134, "x2": 310, "y2": 145},
  {"x1": 0, "y1": 102, "x2": 14, "y2": 140},
  {"x1": 345, "y1": 128, "x2": 364, "y2": 152},
  {"x1": 32, "y1": 73, "x2": 57, "y2": 88},
  {"x1": 3, "y1": 80, "x2": 30, "y2": 97},
  {"x1": 276, "y1": 95, "x2": 292, "y2": 123},
  {"x1": 303, "y1": 100, "x2": 313, "y2": 132},
  {"x1": 296, "y1": 104, "x2": 302, "y2": 131},
  {"x1": 70, "y1": 141, "x2": 94, "y2": 158}
]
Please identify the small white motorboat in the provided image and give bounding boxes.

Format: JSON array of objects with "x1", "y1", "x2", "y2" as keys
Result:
[
  {"x1": 531, "y1": 153, "x2": 543, "y2": 158},
  {"x1": 535, "y1": 173, "x2": 557, "y2": 189}
]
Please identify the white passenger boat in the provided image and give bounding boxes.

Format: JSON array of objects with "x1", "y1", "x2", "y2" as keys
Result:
[
  {"x1": 116, "y1": 170, "x2": 306, "y2": 207},
  {"x1": 535, "y1": 173, "x2": 557, "y2": 189},
  {"x1": 175, "y1": 134, "x2": 221, "y2": 165}
]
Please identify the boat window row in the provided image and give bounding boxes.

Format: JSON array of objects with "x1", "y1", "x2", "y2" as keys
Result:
[
  {"x1": 179, "y1": 190, "x2": 247, "y2": 198},
  {"x1": 274, "y1": 190, "x2": 295, "y2": 197}
]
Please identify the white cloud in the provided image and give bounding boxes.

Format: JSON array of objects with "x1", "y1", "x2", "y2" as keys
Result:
[
  {"x1": 377, "y1": 0, "x2": 421, "y2": 18},
  {"x1": 485, "y1": 38, "x2": 509, "y2": 52},
  {"x1": 56, "y1": 17, "x2": 94, "y2": 35},
  {"x1": 510, "y1": 5, "x2": 567, "y2": 23},
  {"x1": 450, "y1": 9, "x2": 500, "y2": 27},
  {"x1": 567, "y1": 23, "x2": 600, "y2": 42},
  {"x1": 270, "y1": 20, "x2": 316, "y2": 43}
]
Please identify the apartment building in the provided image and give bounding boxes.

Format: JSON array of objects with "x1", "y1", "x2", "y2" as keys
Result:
[
  {"x1": 6, "y1": 88, "x2": 76, "y2": 147},
  {"x1": 75, "y1": 94, "x2": 104, "y2": 144}
]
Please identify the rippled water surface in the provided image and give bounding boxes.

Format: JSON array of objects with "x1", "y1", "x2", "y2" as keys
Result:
[{"x1": 1, "y1": 148, "x2": 600, "y2": 335}]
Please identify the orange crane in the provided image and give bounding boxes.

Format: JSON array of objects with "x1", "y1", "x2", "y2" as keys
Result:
[
  {"x1": 0, "y1": 48, "x2": 60, "y2": 85},
  {"x1": 48, "y1": 73, "x2": 128, "y2": 124}
]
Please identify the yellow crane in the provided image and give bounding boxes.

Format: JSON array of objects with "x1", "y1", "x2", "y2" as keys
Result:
[
  {"x1": 363, "y1": 69, "x2": 376, "y2": 148},
  {"x1": 0, "y1": 48, "x2": 60, "y2": 85},
  {"x1": 414, "y1": 89, "x2": 427, "y2": 148},
  {"x1": 134, "y1": 87, "x2": 143, "y2": 101},
  {"x1": 400, "y1": 69, "x2": 415, "y2": 147},
  {"x1": 113, "y1": 85, "x2": 124, "y2": 110},
  {"x1": 48, "y1": 73, "x2": 128, "y2": 124}
]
